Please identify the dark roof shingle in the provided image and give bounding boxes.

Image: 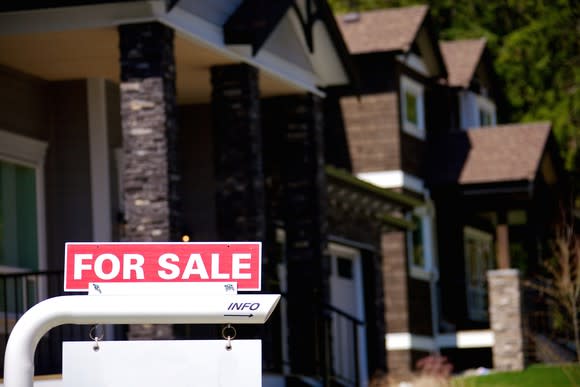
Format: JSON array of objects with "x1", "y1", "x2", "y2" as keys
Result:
[
  {"x1": 336, "y1": 5, "x2": 428, "y2": 54},
  {"x1": 439, "y1": 38, "x2": 487, "y2": 88},
  {"x1": 429, "y1": 122, "x2": 552, "y2": 185}
]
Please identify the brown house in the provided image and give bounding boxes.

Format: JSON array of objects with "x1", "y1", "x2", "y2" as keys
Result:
[{"x1": 329, "y1": 4, "x2": 570, "y2": 377}]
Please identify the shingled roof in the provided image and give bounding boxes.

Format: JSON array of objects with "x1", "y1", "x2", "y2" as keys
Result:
[
  {"x1": 428, "y1": 122, "x2": 552, "y2": 185},
  {"x1": 440, "y1": 38, "x2": 487, "y2": 88},
  {"x1": 336, "y1": 5, "x2": 429, "y2": 54}
]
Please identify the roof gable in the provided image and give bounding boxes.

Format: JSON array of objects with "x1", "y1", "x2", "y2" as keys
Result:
[
  {"x1": 336, "y1": 5, "x2": 446, "y2": 78},
  {"x1": 337, "y1": 5, "x2": 428, "y2": 54},
  {"x1": 440, "y1": 38, "x2": 486, "y2": 88}
]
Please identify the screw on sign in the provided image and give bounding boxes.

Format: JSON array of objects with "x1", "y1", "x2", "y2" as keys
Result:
[{"x1": 64, "y1": 242, "x2": 262, "y2": 291}]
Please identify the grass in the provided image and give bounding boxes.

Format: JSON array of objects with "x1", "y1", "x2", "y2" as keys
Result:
[{"x1": 451, "y1": 364, "x2": 580, "y2": 387}]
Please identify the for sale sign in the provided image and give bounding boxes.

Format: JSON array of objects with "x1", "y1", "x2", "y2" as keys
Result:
[{"x1": 64, "y1": 242, "x2": 261, "y2": 291}]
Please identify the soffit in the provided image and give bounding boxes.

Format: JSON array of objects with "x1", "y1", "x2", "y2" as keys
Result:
[{"x1": 0, "y1": 27, "x2": 301, "y2": 104}]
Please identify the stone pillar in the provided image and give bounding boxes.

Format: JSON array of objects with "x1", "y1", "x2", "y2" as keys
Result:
[
  {"x1": 272, "y1": 94, "x2": 328, "y2": 378},
  {"x1": 119, "y1": 22, "x2": 180, "y2": 339},
  {"x1": 381, "y1": 230, "x2": 412, "y2": 377},
  {"x1": 210, "y1": 64, "x2": 266, "y2": 242},
  {"x1": 488, "y1": 269, "x2": 525, "y2": 371}
]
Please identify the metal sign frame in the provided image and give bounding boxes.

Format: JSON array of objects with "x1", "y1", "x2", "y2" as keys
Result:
[{"x1": 3, "y1": 294, "x2": 280, "y2": 387}]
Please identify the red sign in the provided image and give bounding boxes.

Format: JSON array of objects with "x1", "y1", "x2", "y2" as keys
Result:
[{"x1": 64, "y1": 242, "x2": 261, "y2": 291}]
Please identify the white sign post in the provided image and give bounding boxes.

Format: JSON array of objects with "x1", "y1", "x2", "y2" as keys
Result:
[{"x1": 3, "y1": 242, "x2": 280, "y2": 387}]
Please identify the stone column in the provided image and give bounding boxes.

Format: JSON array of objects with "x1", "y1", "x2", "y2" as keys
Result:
[
  {"x1": 268, "y1": 94, "x2": 328, "y2": 378},
  {"x1": 119, "y1": 22, "x2": 180, "y2": 339},
  {"x1": 381, "y1": 230, "x2": 413, "y2": 377},
  {"x1": 487, "y1": 269, "x2": 525, "y2": 371},
  {"x1": 210, "y1": 64, "x2": 266, "y2": 242}
]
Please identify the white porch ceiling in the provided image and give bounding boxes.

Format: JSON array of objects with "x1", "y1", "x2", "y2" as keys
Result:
[{"x1": 0, "y1": 27, "x2": 302, "y2": 104}]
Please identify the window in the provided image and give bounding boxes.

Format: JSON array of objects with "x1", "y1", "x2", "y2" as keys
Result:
[
  {"x1": 400, "y1": 75, "x2": 425, "y2": 139},
  {"x1": 0, "y1": 130, "x2": 47, "y2": 272},
  {"x1": 459, "y1": 92, "x2": 497, "y2": 129},
  {"x1": 479, "y1": 109, "x2": 493, "y2": 126},
  {"x1": 407, "y1": 205, "x2": 436, "y2": 280},
  {"x1": 463, "y1": 227, "x2": 495, "y2": 321},
  {"x1": 0, "y1": 160, "x2": 38, "y2": 270},
  {"x1": 409, "y1": 214, "x2": 425, "y2": 268},
  {"x1": 477, "y1": 96, "x2": 496, "y2": 127}
]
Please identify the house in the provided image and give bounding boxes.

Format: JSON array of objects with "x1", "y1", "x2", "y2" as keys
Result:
[
  {"x1": 0, "y1": 1, "x2": 571, "y2": 386},
  {"x1": 0, "y1": 1, "x2": 422, "y2": 386},
  {"x1": 333, "y1": 5, "x2": 449, "y2": 377},
  {"x1": 332, "y1": 4, "x2": 569, "y2": 378}
]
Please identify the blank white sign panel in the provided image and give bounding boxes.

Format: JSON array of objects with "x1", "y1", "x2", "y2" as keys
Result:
[{"x1": 62, "y1": 340, "x2": 261, "y2": 387}]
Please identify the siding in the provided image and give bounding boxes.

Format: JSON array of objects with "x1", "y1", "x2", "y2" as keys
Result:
[
  {"x1": 178, "y1": 103, "x2": 217, "y2": 241},
  {"x1": 400, "y1": 132, "x2": 425, "y2": 178},
  {"x1": 408, "y1": 278, "x2": 433, "y2": 335},
  {"x1": 0, "y1": 66, "x2": 49, "y2": 140},
  {"x1": 381, "y1": 230, "x2": 409, "y2": 333},
  {"x1": 341, "y1": 92, "x2": 401, "y2": 173},
  {"x1": 45, "y1": 80, "x2": 93, "y2": 268}
]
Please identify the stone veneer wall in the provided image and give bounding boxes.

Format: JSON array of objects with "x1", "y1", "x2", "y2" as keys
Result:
[
  {"x1": 119, "y1": 22, "x2": 179, "y2": 339},
  {"x1": 210, "y1": 64, "x2": 266, "y2": 242},
  {"x1": 487, "y1": 269, "x2": 525, "y2": 371},
  {"x1": 274, "y1": 94, "x2": 329, "y2": 377}
]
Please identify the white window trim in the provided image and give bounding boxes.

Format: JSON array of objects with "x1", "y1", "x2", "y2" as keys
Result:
[
  {"x1": 476, "y1": 95, "x2": 496, "y2": 127},
  {"x1": 400, "y1": 75, "x2": 425, "y2": 140},
  {"x1": 87, "y1": 78, "x2": 113, "y2": 242},
  {"x1": 407, "y1": 204, "x2": 437, "y2": 281},
  {"x1": 0, "y1": 129, "x2": 48, "y2": 271}
]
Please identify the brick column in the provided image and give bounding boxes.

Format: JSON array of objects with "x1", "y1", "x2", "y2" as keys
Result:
[
  {"x1": 119, "y1": 22, "x2": 180, "y2": 339},
  {"x1": 381, "y1": 230, "x2": 413, "y2": 377},
  {"x1": 210, "y1": 64, "x2": 266, "y2": 242},
  {"x1": 488, "y1": 269, "x2": 525, "y2": 371}
]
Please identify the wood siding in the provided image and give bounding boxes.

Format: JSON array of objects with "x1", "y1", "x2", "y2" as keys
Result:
[
  {"x1": 178, "y1": 103, "x2": 218, "y2": 241},
  {"x1": 45, "y1": 80, "x2": 93, "y2": 268},
  {"x1": 0, "y1": 66, "x2": 49, "y2": 140}
]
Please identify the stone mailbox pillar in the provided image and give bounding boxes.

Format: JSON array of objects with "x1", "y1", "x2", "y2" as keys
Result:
[{"x1": 487, "y1": 269, "x2": 525, "y2": 371}]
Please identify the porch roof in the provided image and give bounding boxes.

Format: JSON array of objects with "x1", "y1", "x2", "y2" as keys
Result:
[
  {"x1": 0, "y1": 0, "x2": 353, "y2": 103},
  {"x1": 428, "y1": 122, "x2": 553, "y2": 187},
  {"x1": 326, "y1": 166, "x2": 421, "y2": 230}
]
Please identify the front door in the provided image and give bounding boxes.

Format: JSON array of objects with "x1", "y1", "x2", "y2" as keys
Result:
[{"x1": 328, "y1": 243, "x2": 368, "y2": 386}]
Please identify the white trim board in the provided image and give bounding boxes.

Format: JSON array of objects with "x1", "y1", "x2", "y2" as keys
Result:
[
  {"x1": 0, "y1": 130, "x2": 47, "y2": 166},
  {"x1": 356, "y1": 170, "x2": 425, "y2": 194},
  {"x1": 386, "y1": 330, "x2": 494, "y2": 351},
  {"x1": 161, "y1": 6, "x2": 324, "y2": 97},
  {"x1": 87, "y1": 78, "x2": 113, "y2": 242}
]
